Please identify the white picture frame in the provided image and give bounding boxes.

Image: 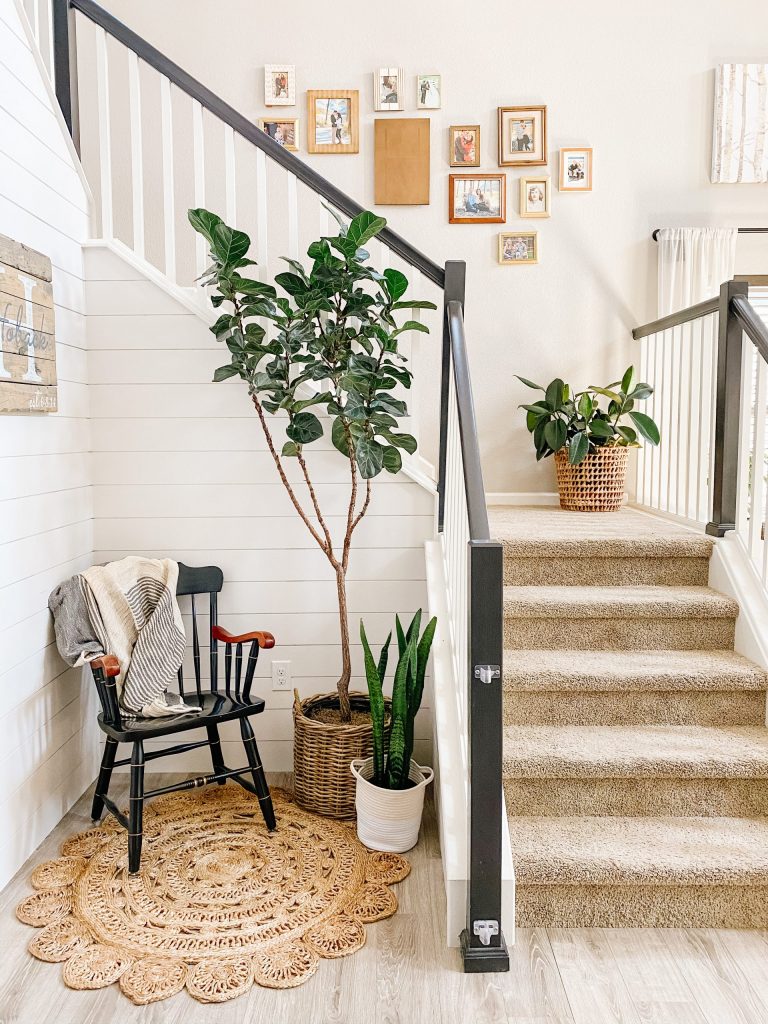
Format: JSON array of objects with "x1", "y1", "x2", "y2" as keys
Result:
[
  {"x1": 264, "y1": 65, "x2": 296, "y2": 107},
  {"x1": 375, "y1": 68, "x2": 404, "y2": 112},
  {"x1": 417, "y1": 73, "x2": 442, "y2": 109}
]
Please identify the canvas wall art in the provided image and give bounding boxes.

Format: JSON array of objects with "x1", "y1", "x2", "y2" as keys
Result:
[{"x1": 712, "y1": 64, "x2": 768, "y2": 183}]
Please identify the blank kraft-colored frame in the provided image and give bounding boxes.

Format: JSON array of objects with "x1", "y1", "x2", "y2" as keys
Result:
[{"x1": 374, "y1": 119, "x2": 430, "y2": 205}]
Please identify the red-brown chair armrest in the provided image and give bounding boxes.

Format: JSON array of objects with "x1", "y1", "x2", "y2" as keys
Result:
[
  {"x1": 91, "y1": 655, "x2": 120, "y2": 678},
  {"x1": 211, "y1": 625, "x2": 275, "y2": 649}
]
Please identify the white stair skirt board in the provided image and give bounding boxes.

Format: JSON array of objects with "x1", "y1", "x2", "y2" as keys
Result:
[{"x1": 425, "y1": 538, "x2": 515, "y2": 948}]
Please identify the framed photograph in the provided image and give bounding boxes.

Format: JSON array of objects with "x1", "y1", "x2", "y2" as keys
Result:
[
  {"x1": 498, "y1": 105, "x2": 547, "y2": 166},
  {"x1": 417, "y1": 74, "x2": 442, "y2": 109},
  {"x1": 259, "y1": 118, "x2": 299, "y2": 152},
  {"x1": 559, "y1": 147, "x2": 593, "y2": 191},
  {"x1": 449, "y1": 174, "x2": 506, "y2": 224},
  {"x1": 375, "y1": 68, "x2": 404, "y2": 112},
  {"x1": 498, "y1": 231, "x2": 538, "y2": 265},
  {"x1": 264, "y1": 65, "x2": 295, "y2": 106},
  {"x1": 307, "y1": 90, "x2": 359, "y2": 154},
  {"x1": 449, "y1": 125, "x2": 480, "y2": 167},
  {"x1": 519, "y1": 176, "x2": 550, "y2": 217}
]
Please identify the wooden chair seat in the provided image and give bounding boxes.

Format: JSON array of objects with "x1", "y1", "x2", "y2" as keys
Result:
[{"x1": 98, "y1": 691, "x2": 267, "y2": 742}]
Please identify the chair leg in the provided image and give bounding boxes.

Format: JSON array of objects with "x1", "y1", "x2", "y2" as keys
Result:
[
  {"x1": 128, "y1": 740, "x2": 145, "y2": 874},
  {"x1": 240, "y1": 717, "x2": 276, "y2": 831},
  {"x1": 92, "y1": 737, "x2": 118, "y2": 821},
  {"x1": 206, "y1": 723, "x2": 226, "y2": 784}
]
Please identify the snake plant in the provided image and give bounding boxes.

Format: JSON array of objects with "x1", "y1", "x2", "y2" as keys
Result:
[{"x1": 360, "y1": 610, "x2": 437, "y2": 789}]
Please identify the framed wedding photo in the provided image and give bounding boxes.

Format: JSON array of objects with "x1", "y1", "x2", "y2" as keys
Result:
[
  {"x1": 307, "y1": 90, "x2": 359, "y2": 154},
  {"x1": 449, "y1": 173, "x2": 506, "y2": 224},
  {"x1": 449, "y1": 125, "x2": 480, "y2": 167},
  {"x1": 498, "y1": 231, "x2": 538, "y2": 265},
  {"x1": 375, "y1": 68, "x2": 404, "y2": 112},
  {"x1": 264, "y1": 65, "x2": 295, "y2": 106},
  {"x1": 559, "y1": 147, "x2": 593, "y2": 191},
  {"x1": 519, "y1": 175, "x2": 550, "y2": 217},
  {"x1": 259, "y1": 118, "x2": 299, "y2": 152},
  {"x1": 498, "y1": 105, "x2": 547, "y2": 166},
  {"x1": 417, "y1": 74, "x2": 442, "y2": 109}
]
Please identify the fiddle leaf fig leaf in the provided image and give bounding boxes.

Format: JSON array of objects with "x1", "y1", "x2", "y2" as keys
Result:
[
  {"x1": 286, "y1": 412, "x2": 323, "y2": 445},
  {"x1": 356, "y1": 438, "x2": 385, "y2": 478},
  {"x1": 348, "y1": 211, "x2": 387, "y2": 247},
  {"x1": 383, "y1": 268, "x2": 408, "y2": 302},
  {"x1": 213, "y1": 364, "x2": 239, "y2": 382}
]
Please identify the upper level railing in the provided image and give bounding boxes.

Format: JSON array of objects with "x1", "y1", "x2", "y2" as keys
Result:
[
  {"x1": 633, "y1": 280, "x2": 768, "y2": 590},
  {"x1": 37, "y1": 0, "x2": 508, "y2": 968}
]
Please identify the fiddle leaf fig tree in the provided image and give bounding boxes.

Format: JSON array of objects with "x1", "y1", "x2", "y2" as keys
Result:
[{"x1": 188, "y1": 207, "x2": 437, "y2": 723}]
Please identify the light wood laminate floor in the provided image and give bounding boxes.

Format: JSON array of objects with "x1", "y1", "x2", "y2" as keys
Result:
[{"x1": 2, "y1": 774, "x2": 768, "y2": 1024}]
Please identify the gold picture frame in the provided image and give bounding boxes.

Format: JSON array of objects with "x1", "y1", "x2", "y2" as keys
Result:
[
  {"x1": 498, "y1": 231, "x2": 538, "y2": 265},
  {"x1": 559, "y1": 147, "x2": 593, "y2": 191},
  {"x1": 519, "y1": 176, "x2": 550, "y2": 218},
  {"x1": 449, "y1": 125, "x2": 480, "y2": 167},
  {"x1": 259, "y1": 118, "x2": 299, "y2": 152},
  {"x1": 307, "y1": 90, "x2": 359, "y2": 154},
  {"x1": 449, "y1": 174, "x2": 506, "y2": 224},
  {"x1": 498, "y1": 105, "x2": 547, "y2": 166}
]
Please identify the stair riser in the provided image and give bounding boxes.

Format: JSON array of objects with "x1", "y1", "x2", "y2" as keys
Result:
[
  {"x1": 503, "y1": 690, "x2": 766, "y2": 726},
  {"x1": 504, "y1": 778, "x2": 768, "y2": 817},
  {"x1": 515, "y1": 884, "x2": 768, "y2": 928},
  {"x1": 504, "y1": 556, "x2": 710, "y2": 587},
  {"x1": 504, "y1": 616, "x2": 735, "y2": 650}
]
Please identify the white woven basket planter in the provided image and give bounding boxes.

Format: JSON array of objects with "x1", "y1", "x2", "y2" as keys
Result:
[{"x1": 351, "y1": 757, "x2": 434, "y2": 853}]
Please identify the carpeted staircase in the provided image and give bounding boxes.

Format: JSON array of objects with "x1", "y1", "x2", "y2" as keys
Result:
[{"x1": 493, "y1": 506, "x2": 768, "y2": 928}]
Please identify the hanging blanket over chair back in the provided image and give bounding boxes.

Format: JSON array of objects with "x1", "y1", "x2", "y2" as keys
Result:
[{"x1": 49, "y1": 557, "x2": 200, "y2": 718}]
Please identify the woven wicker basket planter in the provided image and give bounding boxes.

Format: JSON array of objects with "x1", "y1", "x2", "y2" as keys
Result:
[
  {"x1": 554, "y1": 445, "x2": 629, "y2": 512},
  {"x1": 293, "y1": 691, "x2": 390, "y2": 819}
]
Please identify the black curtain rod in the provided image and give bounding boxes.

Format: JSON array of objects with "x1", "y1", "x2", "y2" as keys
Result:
[{"x1": 652, "y1": 227, "x2": 768, "y2": 241}]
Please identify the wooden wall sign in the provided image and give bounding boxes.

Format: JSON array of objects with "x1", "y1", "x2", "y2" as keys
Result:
[
  {"x1": 0, "y1": 234, "x2": 57, "y2": 414},
  {"x1": 374, "y1": 118, "x2": 430, "y2": 205}
]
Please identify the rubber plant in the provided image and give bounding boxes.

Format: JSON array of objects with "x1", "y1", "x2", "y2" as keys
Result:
[
  {"x1": 189, "y1": 207, "x2": 436, "y2": 723},
  {"x1": 518, "y1": 365, "x2": 661, "y2": 464},
  {"x1": 360, "y1": 610, "x2": 437, "y2": 788}
]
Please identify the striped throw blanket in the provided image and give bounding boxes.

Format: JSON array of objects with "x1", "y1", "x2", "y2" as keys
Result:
[{"x1": 49, "y1": 557, "x2": 200, "y2": 718}]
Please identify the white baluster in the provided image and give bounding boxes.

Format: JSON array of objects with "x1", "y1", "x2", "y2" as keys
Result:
[
  {"x1": 255, "y1": 148, "x2": 268, "y2": 275},
  {"x1": 128, "y1": 51, "x2": 145, "y2": 261},
  {"x1": 224, "y1": 124, "x2": 237, "y2": 226},
  {"x1": 160, "y1": 76, "x2": 176, "y2": 281},
  {"x1": 95, "y1": 26, "x2": 113, "y2": 239},
  {"x1": 287, "y1": 174, "x2": 299, "y2": 260},
  {"x1": 736, "y1": 341, "x2": 756, "y2": 544},
  {"x1": 749, "y1": 355, "x2": 767, "y2": 562},
  {"x1": 192, "y1": 99, "x2": 206, "y2": 279}
]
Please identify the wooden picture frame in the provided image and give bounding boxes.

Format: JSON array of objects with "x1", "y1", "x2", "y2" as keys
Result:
[
  {"x1": 498, "y1": 231, "x2": 538, "y2": 265},
  {"x1": 259, "y1": 118, "x2": 299, "y2": 152},
  {"x1": 559, "y1": 147, "x2": 593, "y2": 191},
  {"x1": 519, "y1": 176, "x2": 550, "y2": 218},
  {"x1": 449, "y1": 173, "x2": 506, "y2": 224},
  {"x1": 264, "y1": 65, "x2": 295, "y2": 106},
  {"x1": 307, "y1": 90, "x2": 359, "y2": 154},
  {"x1": 374, "y1": 68, "x2": 404, "y2": 112},
  {"x1": 449, "y1": 125, "x2": 480, "y2": 167},
  {"x1": 498, "y1": 105, "x2": 547, "y2": 166}
]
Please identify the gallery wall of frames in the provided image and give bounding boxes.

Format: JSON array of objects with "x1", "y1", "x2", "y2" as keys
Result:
[{"x1": 260, "y1": 65, "x2": 592, "y2": 266}]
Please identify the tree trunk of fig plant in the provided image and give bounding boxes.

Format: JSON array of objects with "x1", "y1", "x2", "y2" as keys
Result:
[{"x1": 335, "y1": 566, "x2": 352, "y2": 723}]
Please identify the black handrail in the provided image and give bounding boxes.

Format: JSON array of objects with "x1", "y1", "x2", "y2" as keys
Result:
[
  {"x1": 56, "y1": 0, "x2": 445, "y2": 288},
  {"x1": 732, "y1": 293, "x2": 768, "y2": 363},
  {"x1": 632, "y1": 296, "x2": 719, "y2": 340}
]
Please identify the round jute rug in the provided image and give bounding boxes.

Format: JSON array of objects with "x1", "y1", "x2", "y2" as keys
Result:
[{"x1": 16, "y1": 785, "x2": 410, "y2": 1004}]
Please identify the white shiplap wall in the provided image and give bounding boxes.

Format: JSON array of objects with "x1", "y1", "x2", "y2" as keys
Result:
[
  {"x1": 86, "y1": 244, "x2": 435, "y2": 772},
  {"x1": 0, "y1": 0, "x2": 98, "y2": 888}
]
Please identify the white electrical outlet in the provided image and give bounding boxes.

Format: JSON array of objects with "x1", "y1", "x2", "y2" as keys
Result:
[{"x1": 271, "y1": 660, "x2": 291, "y2": 691}]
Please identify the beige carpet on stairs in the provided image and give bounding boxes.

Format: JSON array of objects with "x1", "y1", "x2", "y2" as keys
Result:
[{"x1": 494, "y1": 505, "x2": 768, "y2": 928}]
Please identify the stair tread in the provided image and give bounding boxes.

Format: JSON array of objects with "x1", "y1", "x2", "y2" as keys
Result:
[
  {"x1": 503, "y1": 724, "x2": 768, "y2": 778},
  {"x1": 504, "y1": 585, "x2": 739, "y2": 618},
  {"x1": 503, "y1": 649, "x2": 768, "y2": 691},
  {"x1": 491, "y1": 506, "x2": 714, "y2": 558},
  {"x1": 510, "y1": 815, "x2": 768, "y2": 885}
]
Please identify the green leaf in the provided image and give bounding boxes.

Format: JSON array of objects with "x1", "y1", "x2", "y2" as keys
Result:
[
  {"x1": 383, "y1": 268, "x2": 408, "y2": 302},
  {"x1": 621, "y1": 366, "x2": 636, "y2": 395},
  {"x1": 382, "y1": 431, "x2": 417, "y2": 455},
  {"x1": 331, "y1": 417, "x2": 352, "y2": 456},
  {"x1": 545, "y1": 378, "x2": 565, "y2": 411},
  {"x1": 568, "y1": 431, "x2": 589, "y2": 464},
  {"x1": 616, "y1": 425, "x2": 638, "y2": 444},
  {"x1": 360, "y1": 620, "x2": 387, "y2": 785},
  {"x1": 286, "y1": 412, "x2": 323, "y2": 445},
  {"x1": 391, "y1": 299, "x2": 438, "y2": 311},
  {"x1": 356, "y1": 438, "x2": 385, "y2": 479},
  {"x1": 544, "y1": 418, "x2": 567, "y2": 452},
  {"x1": 516, "y1": 375, "x2": 545, "y2": 391},
  {"x1": 590, "y1": 386, "x2": 623, "y2": 403},
  {"x1": 520, "y1": 402, "x2": 552, "y2": 416},
  {"x1": 212, "y1": 222, "x2": 250, "y2": 264},
  {"x1": 577, "y1": 393, "x2": 594, "y2": 419},
  {"x1": 322, "y1": 203, "x2": 349, "y2": 235},
  {"x1": 628, "y1": 383, "x2": 653, "y2": 401},
  {"x1": 589, "y1": 419, "x2": 616, "y2": 438},
  {"x1": 281, "y1": 441, "x2": 300, "y2": 457},
  {"x1": 213, "y1": 364, "x2": 239, "y2": 382},
  {"x1": 382, "y1": 446, "x2": 402, "y2": 474},
  {"x1": 397, "y1": 320, "x2": 429, "y2": 334},
  {"x1": 348, "y1": 211, "x2": 387, "y2": 248},
  {"x1": 275, "y1": 272, "x2": 308, "y2": 296},
  {"x1": 188, "y1": 208, "x2": 222, "y2": 246},
  {"x1": 629, "y1": 411, "x2": 661, "y2": 445}
]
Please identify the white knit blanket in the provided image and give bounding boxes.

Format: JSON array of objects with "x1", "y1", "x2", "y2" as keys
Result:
[{"x1": 81, "y1": 557, "x2": 200, "y2": 717}]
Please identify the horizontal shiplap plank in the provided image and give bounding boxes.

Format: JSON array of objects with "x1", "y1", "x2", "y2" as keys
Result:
[
  {"x1": 0, "y1": 643, "x2": 77, "y2": 715},
  {"x1": 0, "y1": 415, "x2": 89, "y2": 457},
  {"x1": 90, "y1": 417, "x2": 329, "y2": 452},
  {"x1": 177, "y1": 611, "x2": 421, "y2": 648},
  {"x1": 88, "y1": 348, "x2": 232, "y2": 385},
  {"x1": 0, "y1": 608, "x2": 54, "y2": 675},
  {"x1": 0, "y1": 28, "x2": 51, "y2": 105},
  {"x1": 0, "y1": 193, "x2": 86, "y2": 278},
  {"x1": 0, "y1": 152, "x2": 89, "y2": 237},
  {"x1": 0, "y1": 104, "x2": 87, "y2": 209},
  {"x1": 0, "y1": 451, "x2": 91, "y2": 501},
  {"x1": 0, "y1": 486, "x2": 92, "y2": 545},
  {"x1": 55, "y1": 340, "x2": 89, "y2": 384},
  {"x1": 87, "y1": 312, "x2": 214, "y2": 349},
  {"x1": 85, "y1": 279, "x2": 202, "y2": 317},
  {"x1": 0, "y1": 539, "x2": 91, "y2": 620}
]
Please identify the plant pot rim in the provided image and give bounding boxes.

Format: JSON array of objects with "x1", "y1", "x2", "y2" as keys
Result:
[
  {"x1": 293, "y1": 691, "x2": 389, "y2": 735},
  {"x1": 554, "y1": 444, "x2": 631, "y2": 460},
  {"x1": 350, "y1": 756, "x2": 434, "y2": 792}
]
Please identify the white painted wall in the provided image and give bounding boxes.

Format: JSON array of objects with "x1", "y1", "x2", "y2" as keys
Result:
[
  {"x1": 85, "y1": 243, "x2": 434, "y2": 772},
  {"x1": 88, "y1": 0, "x2": 768, "y2": 494},
  {"x1": 0, "y1": 0, "x2": 98, "y2": 888}
]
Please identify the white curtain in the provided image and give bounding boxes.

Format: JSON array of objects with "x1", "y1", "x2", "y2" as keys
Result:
[{"x1": 657, "y1": 227, "x2": 738, "y2": 315}]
